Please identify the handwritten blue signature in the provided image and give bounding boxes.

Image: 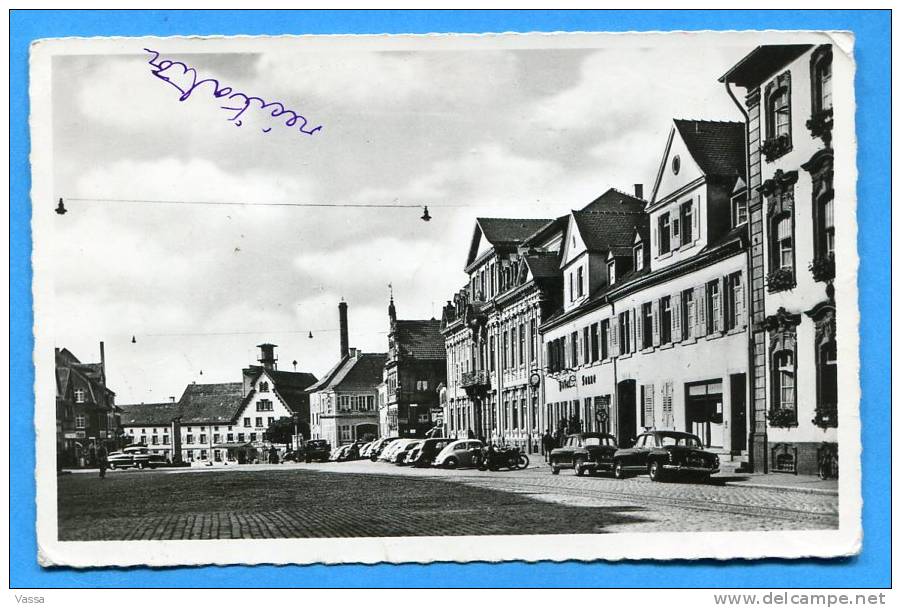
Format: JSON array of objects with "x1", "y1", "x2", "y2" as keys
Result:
[{"x1": 144, "y1": 48, "x2": 322, "y2": 136}]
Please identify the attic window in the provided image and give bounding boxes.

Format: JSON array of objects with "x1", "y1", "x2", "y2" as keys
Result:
[
  {"x1": 607, "y1": 260, "x2": 616, "y2": 285},
  {"x1": 672, "y1": 155, "x2": 681, "y2": 175},
  {"x1": 74, "y1": 389, "x2": 85, "y2": 404},
  {"x1": 634, "y1": 244, "x2": 644, "y2": 271}
]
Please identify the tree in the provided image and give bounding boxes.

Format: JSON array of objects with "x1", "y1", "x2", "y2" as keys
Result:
[{"x1": 264, "y1": 416, "x2": 298, "y2": 448}]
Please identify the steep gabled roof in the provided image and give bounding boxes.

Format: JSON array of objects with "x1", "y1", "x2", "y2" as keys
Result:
[
  {"x1": 572, "y1": 209, "x2": 647, "y2": 254},
  {"x1": 118, "y1": 402, "x2": 182, "y2": 426},
  {"x1": 244, "y1": 366, "x2": 318, "y2": 413},
  {"x1": 524, "y1": 253, "x2": 562, "y2": 280},
  {"x1": 177, "y1": 382, "x2": 244, "y2": 424},
  {"x1": 719, "y1": 44, "x2": 813, "y2": 88},
  {"x1": 394, "y1": 319, "x2": 445, "y2": 360},
  {"x1": 581, "y1": 187, "x2": 646, "y2": 213},
  {"x1": 307, "y1": 353, "x2": 387, "y2": 393},
  {"x1": 673, "y1": 119, "x2": 745, "y2": 179},
  {"x1": 467, "y1": 217, "x2": 553, "y2": 267}
]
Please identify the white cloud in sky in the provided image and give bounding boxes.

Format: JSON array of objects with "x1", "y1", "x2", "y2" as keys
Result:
[{"x1": 49, "y1": 38, "x2": 749, "y2": 403}]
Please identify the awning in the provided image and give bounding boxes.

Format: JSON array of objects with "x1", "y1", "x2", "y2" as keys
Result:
[{"x1": 213, "y1": 442, "x2": 254, "y2": 449}]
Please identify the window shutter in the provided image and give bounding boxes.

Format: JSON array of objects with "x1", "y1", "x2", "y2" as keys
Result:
[
  {"x1": 672, "y1": 217, "x2": 681, "y2": 250},
  {"x1": 643, "y1": 384, "x2": 655, "y2": 428},
  {"x1": 652, "y1": 300, "x2": 660, "y2": 346},
  {"x1": 692, "y1": 199, "x2": 699, "y2": 243},
  {"x1": 696, "y1": 285, "x2": 707, "y2": 337},
  {"x1": 672, "y1": 292, "x2": 682, "y2": 341},
  {"x1": 608, "y1": 320, "x2": 615, "y2": 357},
  {"x1": 632, "y1": 308, "x2": 639, "y2": 353},
  {"x1": 635, "y1": 306, "x2": 644, "y2": 350},
  {"x1": 612, "y1": 317, "x2": 619, "y2": 355},
  {"x1": 721, "y1": 276, "x2": 729, "y2": 333},
  {"x1": 735, "y1": 273, "x2": 745, "y2": 328}
]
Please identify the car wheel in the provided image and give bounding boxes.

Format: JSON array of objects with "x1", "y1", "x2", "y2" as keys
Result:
[
  {"x1": 575, "y1": 458, "x2": 586, "y2": 476},
  {"x1": 613, "y1": 460, "x2": 626, "y2": 479},
  {"x1": 108, "y1": 463, "x2": 116, "y2": 470},
  {"x1": 444, "y1": 457, "x2": 458, "y2": 469},
  {"x1": 648, "y1": 460, "x2": 664, "y2": 482},
  {"x1": 551, "y1": 463, "x2": 560, "y2": 475},
  {"x1": 137, "y1": 462, "x2": 146, "y2": 470}
]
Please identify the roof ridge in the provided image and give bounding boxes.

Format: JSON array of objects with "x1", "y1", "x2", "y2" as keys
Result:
[{"x1": 673, "y1": 117, "x2": 744, "y2": 126}]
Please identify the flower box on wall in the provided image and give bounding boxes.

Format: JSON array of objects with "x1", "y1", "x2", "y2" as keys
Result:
[
  {"x1": 761, "y1": 133, "x2": 792, "y2": 162},
  {"x1": 806, "y1": 108, "x2": 834, "y2": 145},
  {"x1": 809, "y1": 253, "x2": 835, "y2": 282},
  {"x1": 768, "y1": 407, "x2": 798, "y2": 428},
  {"x1": 766, "y1": 267, "x2": 796, "y2": 292}
]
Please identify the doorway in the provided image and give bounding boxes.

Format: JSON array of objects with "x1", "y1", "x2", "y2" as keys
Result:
[
  {"x1": 685, "y1": 379, "x2": 724, "y2": 448},
  {"x1": 616, "y1": 379, "x2": 637, "y2": 447},
  {"x1": 730, "y1": 373, "x2": 747, "y2": 454}
]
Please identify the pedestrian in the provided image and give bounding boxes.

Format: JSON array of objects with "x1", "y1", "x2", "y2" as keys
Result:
[
  {"x1": 97, "y1": 444, "x2": 109, "y2": 479},
  {"x1": 268, "y1": 446, "x2": 279, "y2": 464},
  {"x1": 541, "y1": 429, "x2": 554, "y2": 462}
]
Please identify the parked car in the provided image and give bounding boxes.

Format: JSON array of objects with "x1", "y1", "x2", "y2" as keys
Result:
[
  {"x1": 433, "y1": 439, "x2": 484, "y2": 468},
  {"x1": 107, "y1": 445, "x2": 168, "y2": 470},
  {"x1": 329, "y1": 444, "x2": 352, "y2": 461},
  {"x1": 359, "y1": 441, "x2": 375, "y2": 458},
  {"x1": 408, "y1": 438, "x2": 452, "y2": 468},
  {"x1": 369, "y1": 437, "x2": 400, "y2": 461},
  {"x1": 282, "y1": 449, "x2": 303, "y2": 462},
  {"x1": 303, "y1": 439, "x2": 331, "y2": 463},
  {"x1": 379, "y1": 438, "x2": 416, "y2": 462},
  {"x1": 612, "y1": 430, "x2": 720, "y2": 482},
  {"x1": 549, "y1": 433, "x2": 618, "y2": 476},
  {"x1": 395, "y1": 440, "x2": 423, "y2": 465}
]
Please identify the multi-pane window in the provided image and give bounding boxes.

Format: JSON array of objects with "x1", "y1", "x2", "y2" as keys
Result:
[
  {"x1": 75, "y1": 415, "x2": 85, "y2": 429},
  {"x1": 776, "y1": 216, "x2": 794, "y2": 270},
  {"x1": 583, "y1": 326, "x2": 591, "y2": 364},
  {"x1": 577, "y1": 266, "x2": 584, "y2": 298},
  {"x1": 658, "y1": 213, "x2": 671, "y2": 254},
  {"x1": 416, "y1": 380, "x2": 429, "y2": 391},
  {"x1": 733, "y1": 193, "x2": 748, "y2": 227},
  {"x1": 518, "y1": 324, "x2": 526, "y2": 366},
  {"x1": 259, "y1": 382, "x2": 269, "y2": 393},
  {"x1": 724, "y1": 272, "x2": 744, "y2": 331},
  {"x1": 641, "y1": 303, "x2": 653, "y2": 349},
  {"x1": 681, "y1": 202, "x2": 694, "y2": 244},
  {"x1": 706, "y1": 280, "x2": 721, "y2": 334},
  {"x1": 589, "y1": 323, "x2": 599, "y2": 362},
  {"x1": 607, "y1": 260, "x2": 616, "y2": 285},
  {"x1": 74, "y1": 389, "x2": 85, "y2": 403},
  {"x1": 186, "y1": 434, "x2": 194, "y2": 444},
  {"x1": 660, "y1": 296, "x2": 672, "y2": 344},
  {"x1": 769, "y1": 87, "x2": 790, "y2": 138},
  {"x1": 256, "y1": 399, "x2": 273, "y2": 412},
  {"x1": 255, "y1": 417, "x2": 263, "y2": 428},
  {"x1": 243, "y1": 417, "x2": 251, "y2": 427},
  {"x1": 570, "y1": 331, "x2": 579, "y2": 366},
  {"x1": 812, "y1": 47, "x2": 833, "y2": 113},
  {"x1": 600, "y1": 320, "x2": 610, "y2": 360},
  {"x1": 200, "y1": 433, "x2": 207, "y2": 444},
  {"x1": 634, "y1": 244, "x2": 644, "y2": 271},
  {"x1": 530, "y1": 318, "x2": 537, "y2": 363},
  {"x1": 819, "y1": 197, "x2": 835, "y2": 257},
  {"x1": 502, "y1": 332, "x2": 509, "y2": 370},
  {"x1": 774, "y1": 350, "x2": 796, "y2": 415},
  {"x1": 489, "y1": 335, "x2": 496, "y2": 372}
]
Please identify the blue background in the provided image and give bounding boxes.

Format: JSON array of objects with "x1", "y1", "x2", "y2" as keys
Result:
[{"x1": 10, "y1": 10, "x2": 891, "y2": 588}]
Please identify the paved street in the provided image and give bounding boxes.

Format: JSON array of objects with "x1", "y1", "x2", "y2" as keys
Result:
[{"x1": 57, "y1": 460, "x2": 838, "y2": 541}]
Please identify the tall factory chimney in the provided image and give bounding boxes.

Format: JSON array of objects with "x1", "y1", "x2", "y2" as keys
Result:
[
  {"x1": 338, "y1": 300, "x2": 349, "y2": 359},
  {"x1": 634, "y1": 183, "x2": 644, "y2": 199},
  {"x1": 99, "y1": 341, "x2": 106, "y2": 386}
]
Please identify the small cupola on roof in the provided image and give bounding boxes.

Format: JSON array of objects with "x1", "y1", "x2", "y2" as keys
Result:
[{"x1": 257, "y1": 343, "x2": 278, "y2": 371}]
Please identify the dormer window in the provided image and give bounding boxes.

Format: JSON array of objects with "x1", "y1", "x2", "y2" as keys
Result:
[
  {"x1": 607, "y1": 260, "x2": 616, "y2": 285},
  {"x1": 74, "y1": 389, "x2": 85, "y2": 404},
  {"x1": 732, "y1": 193, "x2": 748, "y2": 227},
  {"x1": 634, "y1": 244, "x2": 644, "y2": 271},
  {"x1": 576, "y1": 266, "x2": 584, "y2": 297}
]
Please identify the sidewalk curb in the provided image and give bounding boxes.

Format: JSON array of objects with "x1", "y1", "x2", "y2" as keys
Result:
[{"x1": 721, "y1": 480, "x2": 839, "y2": 496}]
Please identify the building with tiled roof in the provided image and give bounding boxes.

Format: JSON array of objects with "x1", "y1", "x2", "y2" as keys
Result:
[
  {"x1": 309, "y1": 301, "x2": 385, "y2": 447},
  {"x1": 381, "y1": 296, "x2": 447, "y2": 437},
  {"x1": 541, "y1": 114, "x2": 750, "y2": 456},
  {"x1": 55, "y1": 343, "x2": 119, "y2": 468}
]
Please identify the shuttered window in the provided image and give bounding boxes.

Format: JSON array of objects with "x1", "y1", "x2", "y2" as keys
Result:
[
  {"x1": 662, "y1": 381, "x2": 674, "y2": 428},
  {"x1": 642, "y1": 384, "x2": 655, "y2": 428}
]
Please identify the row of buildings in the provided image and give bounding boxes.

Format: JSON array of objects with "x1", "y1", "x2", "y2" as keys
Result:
[
  {"x1": 55, "y1": 44, "x2": 839, "y2": 475},
  {"x1": 439, "y1": 43, "x2": 838, "y2": 475}
]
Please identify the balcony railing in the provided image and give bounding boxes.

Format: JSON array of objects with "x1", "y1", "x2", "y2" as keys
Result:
[{"x1": 461, "y1": 370, "x2": 491, "y2": 390}]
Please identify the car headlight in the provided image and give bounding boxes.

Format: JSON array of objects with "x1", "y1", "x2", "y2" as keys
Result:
[
  {"x1": 714, "y1": 455, "x2": 720, "y2": 466},
  {"x1": 667, "y1": 451, "x2": 674, "y2": 463}
]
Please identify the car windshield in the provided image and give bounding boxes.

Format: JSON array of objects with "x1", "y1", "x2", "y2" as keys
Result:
[
  {"x1": 583, "y1": 436, "x2": 612, "y2": 447},
  {"x1": 659, "y1": 434, "x2": 702, "y2": 448}
]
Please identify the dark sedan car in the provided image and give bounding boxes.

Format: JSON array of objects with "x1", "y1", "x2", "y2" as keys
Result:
[
  {"x1": 408, "y1": 438, "x2": 452, "y2": 468},
  {"x1": 612, "y1": 430, "x2": 720, "y2": 482},
  {"x1": 549, "y1": 433, "x2": 618, "y2": 476},
  {"x1": 303, "y1": 439, "x2": 331, "y2": 463}
]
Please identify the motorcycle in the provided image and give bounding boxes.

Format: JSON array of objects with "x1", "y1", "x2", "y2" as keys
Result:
[{"x1": 472, "y1": 444, "x2": 530, "y2": 471}]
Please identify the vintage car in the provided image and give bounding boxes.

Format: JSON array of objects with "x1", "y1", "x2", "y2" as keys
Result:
[
  {"x1": 358, "y1": 441, "x2": 375, "y2": 458},
  {"x1": 379, "y1": 438, "x2": 417, "y2": 462},
  {"x1": 612, "y1": 430, "x2": 720, "y2": 482},
  {"x1": 408, "y1": 438, "x2": 452, "y2": 468},
  {"x1": 433, "y1": 439, "x2": 484, "y2": 469},
  {"x1": 107, "y1": 445, "x2": 168, "y2": 470},
  {"x1": 549, "y1": 433, "x2": 618, "y2": 476},
  {"x1": 395, "y1": 440, "x2": 423, "y2": 465},
  {"x1": 368, "y1": 436, "x2": 399, "y2": 461},
  {"x1": 302, "y1": 439, "x2": 331, "y2": 463}
]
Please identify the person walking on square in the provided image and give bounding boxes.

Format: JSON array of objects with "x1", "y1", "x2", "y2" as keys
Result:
[
  {"x1": 541, "y1": 430, "x2": 554, "y2": 463},
  {"x1": 97, "y1": 444, "x2": 109, "y2": 479}
]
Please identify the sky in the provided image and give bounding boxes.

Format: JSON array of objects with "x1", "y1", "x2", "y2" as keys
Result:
[{"x1": 49, "y1": 36, "x2": 747, "y2": 404}]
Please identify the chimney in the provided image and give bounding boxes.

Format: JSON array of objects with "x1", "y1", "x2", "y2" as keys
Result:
[
  {"x1": 348, "y1": 347, "x2": 358, "y2": 359},
  {"x1": 633, "y1": 184, "x2": 644, "y2": 200},
  {"x1": 169, "y1": 396, "x2": 176, "y2": 403},
  {"x1": 99, "y1": 341, "x2": 106, "y2": 386},
  {"x1": 257, "y1": 343, "x2": 278, "y2": 371},
  {"x1": 338, "y1": 300, "x2": 349, "y2": 359}
]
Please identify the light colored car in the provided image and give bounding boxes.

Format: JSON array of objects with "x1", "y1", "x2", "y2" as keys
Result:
[
  {"x1": 433, "y1": 439, "x2": 484, "y2": 468},
  {"x1": 108, "y1": 445, "x2": 167, "y2": 470},
  {"x1": 329, "y1": 445, "x2": 352, "y2": 461},
  {"x1": 368, "y1": 437, "x2": 400, "y2": 461},
  {"x1": 397, "y1": 441, "x2": 424, "y2": 465},
  {"x1": 359, "y1": 441, "x2": 375, "y2": 458},
  {"x1": 380, "y1": 438, "x2": 416, "y2": 462}
]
